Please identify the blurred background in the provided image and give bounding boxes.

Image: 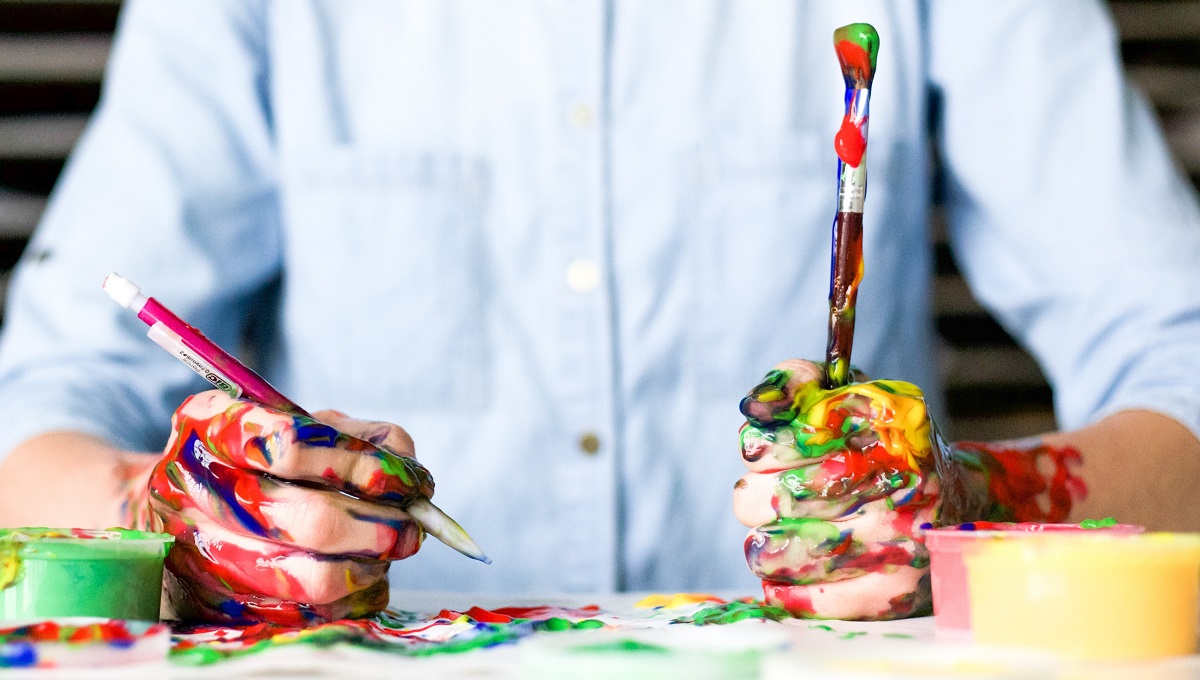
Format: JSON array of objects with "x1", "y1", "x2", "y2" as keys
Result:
[{"x1": 0, "y1": 0, "x2": 1196, "y2": 440}]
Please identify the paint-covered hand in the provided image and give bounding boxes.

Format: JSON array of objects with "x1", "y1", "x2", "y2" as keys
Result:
[
  {"x1": 733, "y1": 359, "x2": 942, "y2": 620},
  {"x1": 138, "y1": 390, "x2": 430, "y2": 626}
]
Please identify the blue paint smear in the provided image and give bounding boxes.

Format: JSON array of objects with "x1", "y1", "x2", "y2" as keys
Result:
[
  {"x1": 0, "y1": 642, "x2": 37, "y2": 668},
  {"x1": 294, "y1": 419, "x2": 340, "y2": 448},
  {"x1": 178, "y1": 431, "x2": 271, "y2": 537}
]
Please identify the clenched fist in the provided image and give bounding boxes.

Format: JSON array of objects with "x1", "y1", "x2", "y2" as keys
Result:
[
  {"x1": 734, "y1": 360, "x2": 943, "y2": 620},
  {"x1": 132, "y1": 391, "x2": 431, "y2": 626}
]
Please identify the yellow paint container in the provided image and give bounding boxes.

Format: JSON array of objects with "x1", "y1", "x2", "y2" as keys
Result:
[{"x1": 963, "y1": 533, "x2": 1200, "y2": 661}]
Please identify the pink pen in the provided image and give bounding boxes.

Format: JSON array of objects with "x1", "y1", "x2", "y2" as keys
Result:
[{"x1": 103, "y1": 273, "x2": 490, "y2": 564}]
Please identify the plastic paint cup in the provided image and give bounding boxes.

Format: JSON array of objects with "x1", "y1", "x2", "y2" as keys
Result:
[
  {"x1": 963, "y1": 532, "x2": 1200, "y2": 661},
  {"x1": 0, "y1": 528, "x2": 173, "y2": 621},
  {"x1": 925, "y1": 522, "x2": 1143, "y2": 633}
]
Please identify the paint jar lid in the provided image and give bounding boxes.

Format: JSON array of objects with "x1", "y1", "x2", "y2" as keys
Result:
[{"x1": 0, "y1": 528, "x2": 173, "y2": 561}]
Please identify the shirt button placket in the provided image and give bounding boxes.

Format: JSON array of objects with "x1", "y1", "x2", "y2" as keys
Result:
[{"x1": 551, "y1": 0, "x2": 615, "y2": 594}]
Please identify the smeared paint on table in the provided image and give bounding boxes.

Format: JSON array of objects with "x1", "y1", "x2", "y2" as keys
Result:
[
  {"x1": 0, "y1": 593, "x2": 802, "y2": 669},
  {"x1": 170, "y1": 602, "x2": 614, "y2": 665},
  {"x1": 0, "y1": 619, "x2": 169, "y2": 669}
]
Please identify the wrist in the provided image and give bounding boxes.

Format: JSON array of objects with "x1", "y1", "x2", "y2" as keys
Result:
[
  {"x1": 0, "y1": 432, "x2": 159, "y2": 529},
  {"x1": 944, "y1": 439, "x2": 1086, "y2": 524}
]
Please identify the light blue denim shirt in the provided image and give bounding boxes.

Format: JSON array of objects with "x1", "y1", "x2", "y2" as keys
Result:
[{"x1": 2, "y1": 0, "x2": 1199, "y2": 593}]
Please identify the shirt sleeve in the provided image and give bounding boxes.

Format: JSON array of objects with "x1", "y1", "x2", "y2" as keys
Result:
[
  {"x1": 927, "y1": 0, "x2": 1200, "y2": 439},
  {"x1": 0, "y1": 0, "x2": 280, "y2": 459}
]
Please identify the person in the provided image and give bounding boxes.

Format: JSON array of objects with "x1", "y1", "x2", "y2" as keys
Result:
[{"x1": 1, "y1": 0, "x2": 1199, "y2": 623}]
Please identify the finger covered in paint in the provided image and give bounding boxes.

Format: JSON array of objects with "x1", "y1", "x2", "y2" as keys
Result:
[{"x1": 169, "y1": 391, "x2": 434, "y2": 504}]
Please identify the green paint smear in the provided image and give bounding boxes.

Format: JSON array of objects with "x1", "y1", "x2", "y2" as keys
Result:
[
  {"x1": 672, "y1": 601, "x2": 791, "y2": 625},
  {"x1": 810, "y1": 624, "x2": 835, "y2": 631},
  {"x1": 833, "y1": 23, "x2": 880, "y2": 70},
  {"x1": 742, "y1": 375, "x2": 923, "y2": 462},
  {"x1": 170, "y1": 623, "x2": 521, "y2": 666},
  {"x1": 569, "y1": 639, "x2": 670, "y2": 655},
  {"x1": 840, "y1": 631, "x2": 867, "y2": 640},
  {"x1": 169, "y1": 610, "x2": 613, "y2": 667},
  {"x1": 883, "y1": 633, "x2": 913, "y2": 639},
  {"x1": 1079, "y1": 517, "x2": 1118, "y2": 529},
  {"x1": 758, "y1": 517, "x2": 843, "y2": 546},
  {"x1": 535, "y1": 617, "x2": 605, "y2": 632},
  {"x1": 376, "y1": 450, "x2": 417, "y2": 488}
]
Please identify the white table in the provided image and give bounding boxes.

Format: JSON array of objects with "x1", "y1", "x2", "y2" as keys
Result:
[{"x1": 8, "y1": 591, "x2": 1200, "y2": 679}]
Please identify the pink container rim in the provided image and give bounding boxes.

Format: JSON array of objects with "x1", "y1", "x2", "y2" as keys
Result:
[{"x1": 926, "y1": 522, "x2": 1144, "y2": 548}]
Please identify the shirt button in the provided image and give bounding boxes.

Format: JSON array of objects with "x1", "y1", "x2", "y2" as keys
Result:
[
  {"x1": 579, "y1": 432, "x2": 601, "y2": 455},
  {"x1": 567, "y1": 102, "x2": 594, "y2": 128},
  {"x1": 565, "y1": 257, "x2": 601, "y2": 293}
]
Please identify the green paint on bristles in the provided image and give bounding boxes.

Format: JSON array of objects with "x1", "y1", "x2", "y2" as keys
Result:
[
  {"x1": 809, "y1": 624, "x2": 835, "y2": 631},
  {"x1": 833, "y1": 22, "x2": 879, "y2": 71},
  {"x1": 883, "y1": 633, "x2": 914, "y2": 639},
  {"x1": 1079, "y1": 516, "x2": 1119, "y2": 529}
]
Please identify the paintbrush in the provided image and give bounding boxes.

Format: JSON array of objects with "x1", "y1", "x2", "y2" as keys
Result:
[{"x1": 822, "y1": 23, "x2": 879, "y2": 390}]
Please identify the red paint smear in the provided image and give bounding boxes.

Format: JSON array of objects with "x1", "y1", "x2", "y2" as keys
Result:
[
  {"x1": 956, "y1": 441, "x2": 1087, "y2": 522},
  {"x1": 836, "y1": 543, "x2": 914, "y2": 571},
  {"x1": 834, "y1": 112, "x2": 867, "y2": 167},
  {"x1": 0, "y1": 620, "x2": 165, "y2": 645},
  {"x1": 835, "y1": 40, "x2": 873, "y2": 82},
  {"x1": 158, "y1": 518, "x2": 393, "y2": 626},
  {"x1": 490, "y1": 604, "x2": 602, "y2": 619},
  {"x1": 419, "y1": 604, "x2": 602, "y2": 626},
  {"x1": 172, "y1": 603, "x2": 604, "y2": 650},
  {"x1": 463, "y1": 607, "x2": 511, "y2": 624},
  {"x1": 762, "y1": 580, "x2": 815, "y2": 617}
]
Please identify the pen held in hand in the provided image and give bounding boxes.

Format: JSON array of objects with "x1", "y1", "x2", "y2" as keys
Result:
[{"x1": 102, "y1": 272, "x2": 490, "y2": 565}]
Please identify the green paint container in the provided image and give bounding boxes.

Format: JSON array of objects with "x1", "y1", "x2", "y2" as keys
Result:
[{"x1": 0, "y1": 528, "x2": 173, "y2": 621}]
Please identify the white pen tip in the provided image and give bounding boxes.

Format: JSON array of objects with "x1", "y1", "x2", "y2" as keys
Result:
[{"x1": 102, "y1": 273, "x2": 142, "y2": 309}]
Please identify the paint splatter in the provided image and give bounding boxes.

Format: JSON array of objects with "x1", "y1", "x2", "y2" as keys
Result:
[
  {"x1": 672, "y1": 601, "x2": 791, "y2": 625},
  {"x1": 634, "y1": 593, "x2": 725, "y2": 609},
  {"x1": 0, "y1": 620, "x2": 168, "y2": 669},
  {"x1": 169, "y1": 604, "x2": 609, "y2": 666}
]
